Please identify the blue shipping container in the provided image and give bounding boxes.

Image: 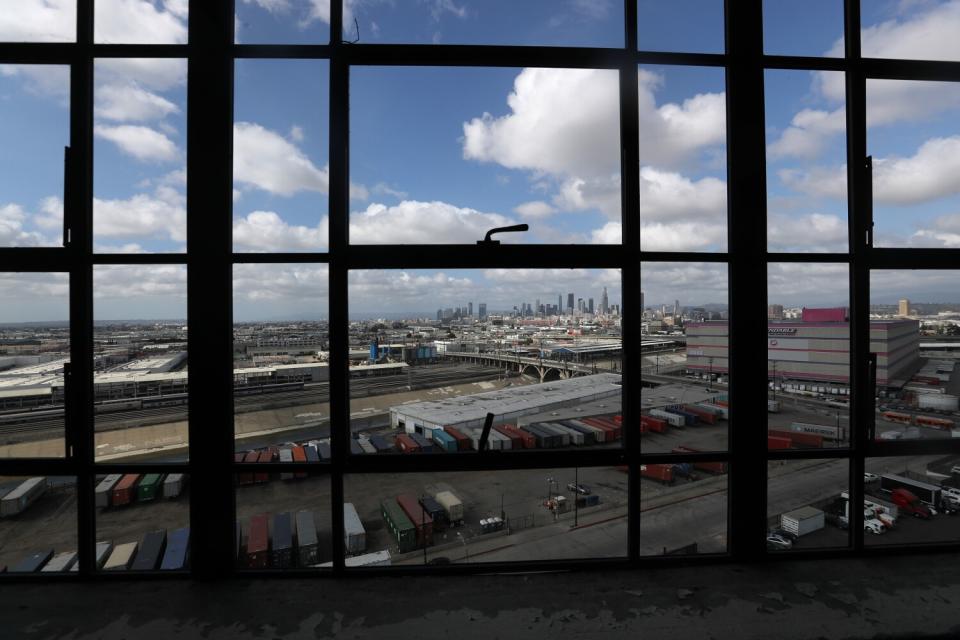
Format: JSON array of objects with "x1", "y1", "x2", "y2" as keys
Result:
[
  {"x1": 161, "y1": 527, "x2": 190, "y2": 570},
  {"x1": 410, "y1": 432, "x2": 434, "y2": 453},
  {"x1": 431, "y1": 429, "x2": 457, "y2": 453}
]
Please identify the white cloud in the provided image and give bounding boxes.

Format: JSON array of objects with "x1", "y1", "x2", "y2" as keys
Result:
[
  {"x1": 513, "y1": 201, "x2": 557, "y2": 219},
  {"x1": 34, "y1": 196, "x2": 64, "y2": 230},
  {"x1": 767, "y1": 213, "x2": 848, "y2": 252},
  {"x1": 424, "y1": 0, "x2": 468, "y2": 21},
  {"x1": 95, "y1": 83, "x2": 180, "y2": 122},
  {"x1": 234, "y1": 263, "x2": 329, "y2": 305},
  {"x1": 96, "y1": 58, "x2": 187, "y2": 92},
  {"x1": 94, "y1": 0, "x2": 188, "y2": 44},
  {"x1": 909, "y1": 212, "x2": 960, "y2": 247},
  {"x1": 640, "y1": 263, "x2": 728, "y2": 307},
  {"x1": 554, "y1": 175, "x2": 621, "y2": 219},
  {"x1": 768, "y1": 263, "x2": 849, "y2": 305},
  {"x1": 234, "y1": 122, "x2": 328, "y2": 196},
  {"x1": 0, "y1": 0, "x2": 74, "y2": 42},
  {"x1": 0, "y1": 64, "x2": 70, "y2": 101},
  {"x1": 93, "y1": 242, "x2": 146, "y2": 253},
  {"x1": 767, "y1": 106, "x2": 846, "y2": 161},
  {"x1": 638, "y1": 167, "x2": 727, "y2": 222},
  {"x1": 242, "y1": 0, "x2": 293, "y2": 13},
  {"x1": 568, "y1": 0, "x2": 612, "y2": 19},
  {"x1": 289, "y1": 125, "x2": 305, "y2": 142},
  {"x1": 93, "y1": 264, "x2": 187, "y2": 302},
  {"x1": 779, "y1": 166, "x2": 848, "y2": 200},
  {"x1": 95, "y1": 124, "x2": 180, "y2": 162},
  {"x1": 372, "y1": 183, "x2": 409, "y2": 200},
  {"x1": 94, "y1": 188, "x2": 186, "y2": 242},
  {"x1": 641, "y1": 222, "x2": 727, "y2": 252},
  {"x1": 0, "y1": 203, "x2": 49, "y2": 246},
  {"x1": 590, "y1": 222, "x2": 621, "y2": 244},
  {"x1": 350, "y1": 200, "x2": 515, "y2": 244},
  {"x1": 233, "y1": 211, "x2": 328, "y2": 251},
  {"x1": 834, "y1": 0, "x2": 960, "y2": 61}
]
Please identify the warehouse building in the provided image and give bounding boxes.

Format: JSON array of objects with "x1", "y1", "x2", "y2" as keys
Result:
[{"x1": 686, "y1": 308, "x2": 920, "y2": 389}]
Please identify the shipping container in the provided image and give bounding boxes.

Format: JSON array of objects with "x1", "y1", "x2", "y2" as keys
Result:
[
  {"x1": 769, "y1": 428, "x2": 823, "y2": 448},
  {"x1": 103, "y1": 542, "x2": 139, "y2": 571},
  {"x1": 396, "y1": 493, "x2": 434, "y2": 546},
  {"x1": 271, "y1": 512, "x2": 295, "y2": 568},
  {"x1": 370, "y1": 435, "x2": 394, "y2": 453},
  {"x1": 682, "y1": 405, "x2": 717, "y2": 424},
  {"x1": 279, "y1": 447, "x2": 295, "y2": 481},
  {"x1": 780, "y1": 507, "x2": 825, "y2": 537},
  {"x1": 395, "y1": 433, "x2": 421, "y2": 453},
  {"x1": 136, "y1": 474, "x2": 165, "y2": 502},
  {"x1": 492, "y1": 424, "x2": 522, "y2": 449},
  {"x1": 161, "y1": 527, "x2": 190, "y2": 570},
  {"x1": 768, "y1": 435, "x2": 792, "y2": 449},
  {"x1": 292, "y1": 446, "x2": 308, "y2": 479},
  {"x1": 434, "y1": 490, "x2": 464, "y2": 526},
  {"x1": 789, "y1": 422, "x2": 847, "y2": 441},
  {"x1": 163, "y1": 473, "x2": 186, "y2": 498},
  {"x1": 131, "y1": 530, "x2": 167, "y2": 571},
  {"x1": 303, "y1": 444, "x2": 320, "y2": 462},
  {"x1": 536, "y1": 423, "x2": 572, "y2": 446},
  {"x1": 419, "y1": 495, "x2": 446, "y2": 528},
  {"x1": 664, "y1": 407, "x2": 698, "y2": 426},
  {"x1": 95, "y1": 474, "x2": 123, "y2": 508},
  {"x1": 10, "y1": 549, "x2": 54, "y2": 572},
  {"x1": 409, "y1": 432, "x2": 434, "y2": 453},
  {"x1": 255, "y1": 450, "x2": 272, "y2": 483},
  {"x1": 349, "y1": 439, "x2": 363, "y2": 455},
  {"x1": 502, "y1": 423, "x2": 536, "y2": 448},
  {"x1": 671, "y1": 447, "x2": 727, "y2": 474},
  {"x1": 558, "y1": 420, "x2": 598, "y2": 445},
  {"x1": 485, "y1": 429, "x2": 511, "y2": 450},
  {"x1": 443, "y1": 426, "x2": 472, "y2": 451},
  {"x1": 640, "y1": 464, "x2": 674, "y2": 484},
  {"x1": 318, "y1": 550, "x2": 392, "y2": 568},
  {"x1": 575, "y1": 494, "x2": 601, "y2": 508},
  {"x1": 431, "y1": 428, "x2": 458, "y2": 453},
  {"x1": 0, "y1": 476, "x2": 47, "y2": 517},
  {"x1": 240, "y1": 451, "x2": 259, "y2": 485},
  {"x1": 357, "y1": 438, "x2": 377, "y2": 454},
  {"x1": 111, "y1": 474, "x2": 141, "y2": 507},
  {"x1": 295, "y1": 511, "x2": 319, "y2": 566},
  {"x1": 581, "y1": 417, "x2": 620, "y2": 441},
  {"x1": 318, "y1": 442, "x2": 333, "y2": 460},
  {"x1": 381, "y1": 499, "x2": 417, "y2": 553},
  {"x1": 696, "y1": 403, "x2": 729, "y2": 419},
  {"x1": 343, "y1": 502, "x2": 367, "y2": 555},
  {"x1": 41, "y1": 551, "x2": 77, "y2": 573},
  {"x1": 640, "y1": 415, "x2": 668, "y2": 433},
  {"x1": 649, "y1": 409, "x2": 685, "y2": 427},
  {"x1": 246, "y1": 514, "x2": 270, "y2": 568},
  {"x1": 95, "y1": 541, "x2": 114, "y2": 569}
]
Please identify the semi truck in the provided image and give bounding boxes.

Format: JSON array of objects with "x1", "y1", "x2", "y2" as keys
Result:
[
  {"x1": 0, "y1": 477, "x2": 47, "y2": 517},
  {"x1": 880, "y1": 474, "x2": 941, "y2": 509},
  {"x1": 779, "y1": 506, "x2": 825, "y2": 537}
]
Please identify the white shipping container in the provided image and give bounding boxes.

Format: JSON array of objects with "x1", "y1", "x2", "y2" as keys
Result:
[
  {"x1": 343, "y1": 502, "x2": 367, "y2": 555},
  {"x1": 649, "y1": 409, "x2": 684, "y2": 427},
  {"x1": 163, "y1": 473, "x2": 187, "y2": 498},
  {"x1": 434, "y1": 490, "x2": 464, "y2": 525},
  {"x1": 95, "y1": 474, "x2": 123, "y2": 508},
  {"x1": 918, "y1": 394, "x2": 959, "y2": 411},
  {"x1": 95, "y1": 541, "x2": 114, "y2": 569},
  {"x1": 103, "y1": 542, "x2": 139, "y2": 570},
  {"x1": 41, "y1": 551, "x2": 78, "y2": 573},
  {"x1": 780, "y1": 506, "x2": 825, "y2": 537},
  {"x1": 0, "y1": 477, "x2": 47, "y2": 517}
]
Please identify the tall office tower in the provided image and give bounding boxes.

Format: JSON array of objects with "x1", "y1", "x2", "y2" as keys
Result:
[
  {"x1": 437, "y1": 309, "x2": 443, "y2": 321},
  {"x1": 898, "y1": 299, "x2": 910, "y2": 316},
  {"x1": 588, "y1": 298, "x2": 594, "y2": 314},
  {"x1": 468, "y1": 302, "x2": 473, "y2": 317},
  {"x1": 558, "y1": 294, "x2": 562, "y2": 314},
  {"x1": 640, "y1": 290, "x2": 644, "y2": 312},
  {"x1": 535, "y1": 298, "x2": 540, "y2": 317},
  {"x1": 577, "y1": 298, "x2": 584, "y2": 313},
  {"x1": 674, "y1": 299, "x2": 680, "y2": 316},
  {"x1": 768, "y1": 304, "x2": 784, "y2": 320},
  {"x1": 479, "y1": 303, "x2": 487, "y2": 320},
  {"x1": 601, "y1": 287, "x2": 609, "y2": 314},
  {"x1": 567, "y1": 293, "x2": 575, "y2": 314}
]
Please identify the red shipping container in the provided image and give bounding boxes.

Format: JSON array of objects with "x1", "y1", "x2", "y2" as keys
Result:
[
  {"x1": 502, "y1": 424, "x2": 536, "y2": 449},
  {"x1": 768, "y1": 435, "x2": 792, "y2": 450},
  {"x1": 612, "y1": 415, "x2": 623, "y2": 425},
  {"x1": 769, "y1": 429, "x2": 823, "y2": 448},
  {"x1": 640, "y1": 415, "x2": 668, "y2": 433},
  {"x1": 111, "y1": 474, "x2": 141, "y2": 506},
  {"x1": 671, "y1": 447, "x2": 727, "y2": 474},
  {"x1": 239, "y1": 451, "x2": 258, "y2": 485},
  {"x1": 395, "y1": 433, "x2": 421, "y2": 453},
  {"x1": 493, "y1": 424, "x2": 523, "y2": 449},
  {"x1": 246, "y1": 514, "x2": 270, "y2": 569},
  {"x1": 255, "y1": 450, "x2": 272, "y2": 483},
  {"x1": 715, "y1": 400, "x2": 729, "y2": 407},
  {"x1": 640, "y1": 464, "x2": 674, "y2": 484},
  {"x1": 396, "y1": 493, "x2": 433, "y2": 545},
  {"x1": 582, "y1": 417, "x2": 620, "y2": 440},
  {"x1": 292, "y1": 445, "x2": 307, "y2": 479},
  {"x1": 443, "y1": 426, "x2": 472, "y2": 451}
]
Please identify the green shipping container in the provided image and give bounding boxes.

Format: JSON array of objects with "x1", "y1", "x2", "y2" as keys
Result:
[
  {"x1": 380, "y1": 500, "x2": 417, "y2": 553},
  {"x1": 136, "y1": 474, "x2": 165, "y2": 502}
]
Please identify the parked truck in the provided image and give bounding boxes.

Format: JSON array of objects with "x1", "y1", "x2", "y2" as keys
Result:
[
  {"x1": 296, "y1": 511, "x2": 320, "y2": 566},
  {"x1": 95, "y1": 474, "x2": 123, "y2": 508},
  {"x1": 888, "y1": 488, "x2": 932, "y2": 518},
  {"x1": 0, "y1": 477, "x2": 47, "y2": 517},
  {"x1": 880, "y1": 474, "x2": 941, "y2": 509},
  {"x1": 343, "y1": 503, "x2": 367, "y2": 555},
  {"x1": 780, "y1": 506, "x2": 825, "y2": 537},
  {"x1": 434, "y1": 490, "x2": 464, "y2": 526}
]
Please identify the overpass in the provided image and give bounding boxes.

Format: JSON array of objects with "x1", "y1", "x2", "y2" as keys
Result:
[{"x1": 442, "y1": 351, "x2": 603, "y2": 382}]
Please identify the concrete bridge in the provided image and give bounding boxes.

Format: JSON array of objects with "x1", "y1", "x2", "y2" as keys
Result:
[{"x1": 442, "y1": 351, "x2": 603, "y2": 382}]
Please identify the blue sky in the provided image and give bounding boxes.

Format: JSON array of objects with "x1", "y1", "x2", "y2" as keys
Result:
[{"x1": 2, "y1": 1, "x2": 960, "y2": 320}]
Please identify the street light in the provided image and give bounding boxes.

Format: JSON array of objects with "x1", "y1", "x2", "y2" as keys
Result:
[{"x1": 456, "y1": 531, "x2": 469, "y2": 562}]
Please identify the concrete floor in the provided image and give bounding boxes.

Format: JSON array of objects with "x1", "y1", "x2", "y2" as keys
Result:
[{"x1": 4, "y1": 553, "x2": 960, "y2": 639}]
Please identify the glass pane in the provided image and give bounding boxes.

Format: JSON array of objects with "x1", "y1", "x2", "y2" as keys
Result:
[
  {"x1": 870, "y1": 270, "x2": 955, "y2": 442},
  {"x1": 0, "y1": 273, "x2": 70, "y2": 458},
  {"x1": 641, "y1": 262, "x2": 729, "y2": 453},
  {"x1": 345, "y1": 468, "x2": 627, "y2": 565},
  {"x1": 637, "y1": 0, "x2": 724, "y2": 53},
  {"x1": 767, "y1": 263, "x2": 851, "y2": 449},
  {"x1": 236, "y1": 0, "x2": 330, "y2": 44},
  {"x1": 767, "y1": 459, "x2": 849, "y2": 551},
  {"x1": 0, "y1": 1, "x2": 75, "y2": 42},
  {"x1": 95, "y1": 0, "x2": 188, "y2": 44},
  {"x1": 93, "y1": 265, "x2": 188, "y2": 462},
  {"x1": 867, "y1": 79, "x2": 960, "y2": 247},
  {"x1": 95, "y1": 472, "x2": 190, "y2": 571},
  {"x1": 348, "y1": 269, "x2": 622, "y2": 453},
  {"x1": 763, "y1": 0, "x2": 844, "y2": 57},
  {"x1": 0, "y1": 476, "x2": 77, "y2": 572},
  {"x1": 864, "y1": 457, "x2": 960, "y2": 546},
  {"x1": 234, "y1": 60, "x2": 329, "y2": 252},
  {"x1": 861, "y1": 0, "x2": 960, "y2": 62},
  {"x1": 0, "y1": 65, "x2": 70, "y2": 247},
  {"x1": 638, "y1": 66, "x2": 727, "y2": 251},
  {"x1": 94, "y1": 58, "x2": 188, "y2": 253},
  {"x1": 236, "y1": 471, "x2": 332, "y2": 569},
  {"x1": 233, "y1": 264, "x2": 330, "y2": 454},
  {"x1": 766, "y1": 70, "x2": 848, "y2": 252},
  {"x1": 640, "y1": 461, "x2": 727, "y2": 555},
  {"x1": 351, "y1": 67, "x2": 621, "y2": 245},
  {"x1": 345, "y1": 0, "x2": 622, "y2": 47}
]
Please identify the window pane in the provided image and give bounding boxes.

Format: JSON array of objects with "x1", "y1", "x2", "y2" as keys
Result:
[
  {"x1": 763, "y1": 0, "x2": 844, "y2": 57},
  {"x1": 93, "y1": 265, "x2": 188, "y2": 462},
  {"x1": 351, "y1": 67, "x2": 621, "y2": 245},
  {"x1": 867, "y1": 79, "x2": 960, "y2": 247},
  {"x1": 864, "y1": 457, "x2": 960, "y2": 546},
  {"x1": 0, "y1": 65, "x2": 70, "y2": 247},
  {"x1": 642, "y1": 262, "x2": 729, "y2": 453},
  {"x1": 236, "y1": 471, "x2": 331, "y2": 569},
  {"x1": 767, "y1": 263, "x2": 851, "y2": 449},
  {"x1": 348, "y1": 269, "x2": 622, "y2": 453},
  {"x1": 95, "y1": 0, "x2": 188, "y2": 44},
  {"x1": 765, "y1": 70, "x2": 848, "y2": 252},
  {"x1": 0, "y1": 273, "x2": 70, "y2": 458},
  {"x1": 637, "y1": 0, "x2": 724, "y2": 53},
  {"x1": 0, "y1": 476, "x2": 77, "y2": 573},
  {"x1": 345, "y1": 468, "x2": 627, "y2": 565},
  {"x1": 234, "y1": 60, "x2": 329, "y2": 253},
  {"x1": 767, "y1": 459, "x2": 849, "y2": 551},
  {"x1": 0, "y1": 1, "x2": 75, "y2": 42},
  {"x1": 640, "y1": 461, "x2": 727, "y2": 555},
  {"x1": 94, "y1": 58, "x2": 188, "y2": 253},
  {"x1": 233, "y1": 264, "x2": 329, "y2": 454},
  {"x1": 870, "y1": 270, "x2": 953, "y2": 443},
  {"x1": 638, "y1": 66, "x2": 727, "y2": 251},
  {"x1": 860, "y1": 0, "x2": 960, "y2": 62},
  {"x1": 236, "y1": 0, "x2": 330, "y2": 44},
  {"x1": 345, "y1": 0, "x2": 622, "y2": 47},
  {"x1": 95, "y1": 472, "x2": 190, "y2": 571}
]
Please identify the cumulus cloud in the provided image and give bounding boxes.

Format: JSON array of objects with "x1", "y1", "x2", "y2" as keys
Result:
[
  {"x1": 767, "y1": 106, "x2": 846, "y2": 161},
  {"x1": 641, "y1": 263, "x2": 728, "y2": 307},
  {"x1": 95, "y1": 83, "x2": 180, "y2": 122},
  {"x1": 93, "y1": 264, "x2": 187, "y2": 303},
  {"x1": 95, "y1": 124, "x2": 180, "y2": 162},
  {"x1": 0, "y1": 0, "x2": 75, "y2": 42},
  {"x1": 513, "y1": 201, "x2": 558, "y2": 219},
  {"x1": 591, "y1": 222, "x2": 621, "y2": 244},
  {"x1": 234, "y1": 122, "x2": 329, "y2": 196},
  {"x1": 350, "y1": 200, "x2": 516, "y2": 244},
  {"x1": 641, "y1": 222, "x2": 727, "y2": 252},
  {"x1": 0, "y1": 64, "x2": 70, "y2": 101},
  {"x1": 34, "y1": 196, "x2": 64, "y2": 230},
  {"x1": 233, "y1": 211, "x2": 328, "y2": 251},
  {"x1": 94, "y1": 0, "x2": 188, "y2": 44},
  {"x1": 768, "y1": 262, "x2": 849, "y2": 305},
  {"x1": 94, "y1": 187, "x2": 186, "y2": 242},
  {"x1": 234, "y1": 263, "x2": 329, "y2": 304},
  {"x1": 767, "y1": 212, "x2": 848, "y2": 252},
  {"x1": 909, "y1": 211, "x2": 960, "y2": 247},
  {"x1": 0, "y1": 203, "x2": 50, "y2": 246},
  {"x1": 779, "y1": 166, "x2": 848, "y2": 200},
  {"x1": 829, "y1": 0, "x2": 960, "y2": 61},
  {"x1": 97, "y1": 58, "x2": 187, "y2": 93},
  {"x1": 349, "y1": 270, "x2": 477, "y2": 310}
]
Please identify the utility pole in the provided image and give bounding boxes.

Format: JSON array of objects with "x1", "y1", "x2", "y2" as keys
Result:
[{"x1": 572, "y1": 467, "x2": 579, "y2": 528}]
